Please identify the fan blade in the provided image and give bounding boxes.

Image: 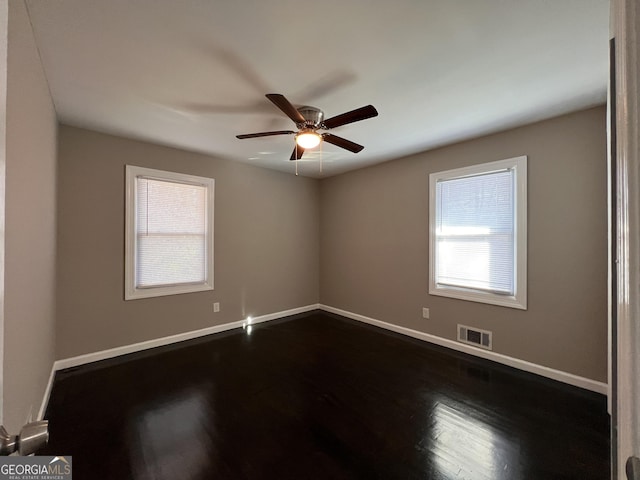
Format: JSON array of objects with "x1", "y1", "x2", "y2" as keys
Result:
[
  {"x1": 266, "y1": 94, "x2": 306, "y2": 124},
  {"x1": 323, "y1": 105, "x2": 378, "y2": 129},
  {"x1": 290, "y1": 145, "x2": 305, "y2": 161},
  {"x1": 322, "y1": 133, "x2": 364, "y2": 153},
  {"x1": 236, "y1": 130, "x2": 295, "y2": 139}
]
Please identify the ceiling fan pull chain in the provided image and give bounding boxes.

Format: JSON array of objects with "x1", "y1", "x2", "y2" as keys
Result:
[{"x1": 295, "y1": 144, "x2": 299, "y2": 176}]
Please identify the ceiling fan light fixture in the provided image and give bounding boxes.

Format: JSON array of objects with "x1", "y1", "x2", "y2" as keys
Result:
[
  {"x1": 295, "y1": 130, "x2": 321, "y2": 149},
  {"x1": 236, "y1": 94, "x2": 377, "y2": 162}
]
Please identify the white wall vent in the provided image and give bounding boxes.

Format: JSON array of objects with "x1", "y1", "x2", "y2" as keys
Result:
[{"x1": 457, "y1": 324, "x2": 492, "y2": 350}]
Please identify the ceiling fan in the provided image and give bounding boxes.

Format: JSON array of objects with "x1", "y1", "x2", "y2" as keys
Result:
[{"x1": 236, "y1": 94, "x2": 378, "y2": 161}]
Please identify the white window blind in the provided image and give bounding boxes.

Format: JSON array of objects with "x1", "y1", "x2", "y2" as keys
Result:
[
  {"x1": 125, "y1": 165, "x2": 214, "y2": 300},
  {"x1": 136, "y1": 177, "x2": 207, "y2": 288},
  {"x1": 429, "y1": 156, "x2": 527, "y2": 310},
  {"x1": 435, "y1": 170, "x2": 514, "y2": 294}
]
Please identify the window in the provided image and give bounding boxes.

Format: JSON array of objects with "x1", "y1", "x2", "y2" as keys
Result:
[
  {"x1": 125, "y1": 166, "x2": 214, "y2": 300},
  {"x1": 429, "y1": 156, "x2": 527, "y2": 309}
]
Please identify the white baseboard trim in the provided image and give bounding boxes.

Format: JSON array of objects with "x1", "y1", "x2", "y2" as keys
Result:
[
  {"x1": 40, "y1": 304, "x2": 320, "y2": 416},
  {"x1": 320, "y1": 304, "x2": 608, "y2": 395},
  {"x1": 24, "y1": 303, "x2": 319, "y2": 417},
  {"x1": 53, "y1": 304, "x2": 320, "y2": 372},
  {"x1": 40, "y1": 302, "x2": 606, "y2": 418}
]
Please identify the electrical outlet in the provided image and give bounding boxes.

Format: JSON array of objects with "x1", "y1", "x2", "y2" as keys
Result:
[
  {"x1": 422, "y1": 307, "x2": 430, "y2": 319},
  {"x1": 213, "y1": 302, "x2": 220, "y2": 313}
]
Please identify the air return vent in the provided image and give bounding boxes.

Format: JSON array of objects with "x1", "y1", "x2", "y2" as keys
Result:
[{"x1": 457, "y1": 324, "x2": 492, "y2": 350}]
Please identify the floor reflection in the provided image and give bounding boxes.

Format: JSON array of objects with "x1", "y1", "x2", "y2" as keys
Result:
[
  {"x1": 128, "y1": 387, "x2": 215, "y2": 480},
  {"x1": 430, "y1": 400, "x2": 520, "y2": 479}
]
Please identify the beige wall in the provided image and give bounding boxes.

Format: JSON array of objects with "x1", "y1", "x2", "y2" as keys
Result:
[
  {"x1": 56, "y1": 126, "x2": 319, "y2": 359},
  {"x1": 3, "y1": 0, "x2": 57, "y2": 431},
  {"x1": 56, "y1": 108, "x2": 607, "y2": 382},
  {"x1": 320, "y1": 106, "x2": 608, "y2": 382}
]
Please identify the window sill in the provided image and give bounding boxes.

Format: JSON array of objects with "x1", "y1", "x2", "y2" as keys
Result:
[
  {"x1": 428, "y1": 284, "x2": 527, "y2": 310},
  {"x1": 125, "y1": 282, "x2": 213, "y2": 300}
]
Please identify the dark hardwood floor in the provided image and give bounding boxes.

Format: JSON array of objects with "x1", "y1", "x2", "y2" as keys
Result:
[{"x1": 43, "y1": 311, "x2": 610, "y2": 479}]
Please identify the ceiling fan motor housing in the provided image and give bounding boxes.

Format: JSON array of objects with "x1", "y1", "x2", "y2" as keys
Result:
[{"x1": 297, "y1": 105, "x2": 324, "y2": 128}]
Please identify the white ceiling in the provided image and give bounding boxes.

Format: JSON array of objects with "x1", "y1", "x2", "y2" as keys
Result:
[{"x1": 25, "y1": 0, "x2": 610, "y2": 178}]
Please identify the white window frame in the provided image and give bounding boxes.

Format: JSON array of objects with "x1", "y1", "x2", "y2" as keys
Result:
[
  {"x1": 429, "y1": 156, "x2": 527, "y2": 310},
  {"x1": 125, "y1": 165, "x2": 214, "y2": 300}
]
